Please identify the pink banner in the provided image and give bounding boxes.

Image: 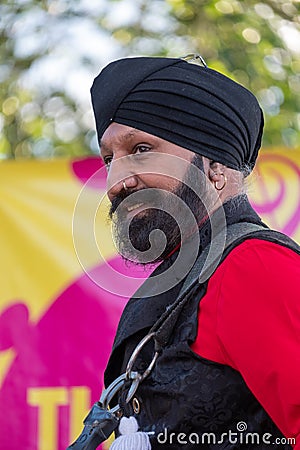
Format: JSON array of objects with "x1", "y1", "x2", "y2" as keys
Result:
[{"x1": 0, "y1": 150, "x2": 299, "y2": 450}]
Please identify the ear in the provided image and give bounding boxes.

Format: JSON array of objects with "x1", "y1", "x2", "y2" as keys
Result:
[{"x1": 208, "y1": 161, "x2": 225, "y2": 183}]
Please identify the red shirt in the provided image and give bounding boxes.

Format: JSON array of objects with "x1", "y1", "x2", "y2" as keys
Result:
[{"x1": 191, "y1": 239, "x2": 300, "y2": 449}]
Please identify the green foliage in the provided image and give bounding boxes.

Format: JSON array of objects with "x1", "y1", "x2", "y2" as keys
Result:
[
  {"x1": 0, "y1": 0, "x2": 102, "y2": 159},
  {"x1": 0, "y1": 0, "x2": 299, "y2": 159}
]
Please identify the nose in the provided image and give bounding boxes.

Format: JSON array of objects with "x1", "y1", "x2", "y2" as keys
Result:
[{"x1": 106, "y1": 157, "x2": 138, "y2": 202}]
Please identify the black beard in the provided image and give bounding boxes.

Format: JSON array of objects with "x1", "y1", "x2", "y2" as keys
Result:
[{"x1": 109, "y1": 156, "x2": 208, "y2": 265}]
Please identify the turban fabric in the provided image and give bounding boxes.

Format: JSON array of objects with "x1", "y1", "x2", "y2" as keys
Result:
[{"x1": 91, "y1": 57, "x2": 264, "y2": 171}]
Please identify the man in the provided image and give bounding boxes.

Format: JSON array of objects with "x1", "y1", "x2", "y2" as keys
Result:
[{"x1": 75, "y1": 56, "x2": 300, "y2": 449}]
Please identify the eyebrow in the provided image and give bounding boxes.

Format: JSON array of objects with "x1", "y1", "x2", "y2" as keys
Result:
[{"x1": 100, "y1": 128, "x2": 141, "y2": 155}]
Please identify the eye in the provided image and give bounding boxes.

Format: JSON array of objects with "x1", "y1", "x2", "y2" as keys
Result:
[
  {"x1": 134, "y1": 144, "x2": 152, "y2": 154},
  {"x1": 103, "y1": 155, "x2": 113, "y2": 170}
]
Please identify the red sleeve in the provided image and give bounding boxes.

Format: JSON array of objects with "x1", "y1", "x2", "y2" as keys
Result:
[{"x1": 191, "y1": 239, "x2": 300, "y2": 448}]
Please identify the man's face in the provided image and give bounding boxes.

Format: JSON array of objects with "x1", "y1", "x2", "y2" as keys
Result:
[{"x1": 100, "y1": 123, "x2": 209, "y2": 264}]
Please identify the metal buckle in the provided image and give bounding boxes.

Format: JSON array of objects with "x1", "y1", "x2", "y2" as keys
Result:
[
  {"x1": 99, "y1": 373, "x2": 126, "y2": 413},
  {"x1": 181, "y1": 53, "x2": 207, "y2": 67},
  {"x1": 100, "y1": 333, "x2": 159, "y2": 410},
  {"x1": 67, "y1": 334, "x2": 159, "y2": 449}
]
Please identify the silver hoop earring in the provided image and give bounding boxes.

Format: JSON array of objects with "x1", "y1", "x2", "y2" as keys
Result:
[
  {"x1": 122, "y1": 180, "x2": 128, "y2": 191},
  {"x1": 215, "y1": 174, "x2": 227, "y2": 191}
]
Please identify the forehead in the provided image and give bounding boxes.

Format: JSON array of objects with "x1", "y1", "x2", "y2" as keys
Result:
[
  {"x1": 100, "y1": 122, "x2": 195, "y2": 164},
  {"x1": 100, "y1": 123, "x2": 154, "y2": 150}
]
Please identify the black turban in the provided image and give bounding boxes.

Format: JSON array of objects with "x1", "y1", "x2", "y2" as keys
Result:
[{"x1": 91, "y1": 57, "x2": 264, "y2": 171}]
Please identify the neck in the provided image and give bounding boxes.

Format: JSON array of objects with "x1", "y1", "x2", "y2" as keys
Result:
[{"x1": 166, "y1": 194, "x2": 264, "y2": 260}]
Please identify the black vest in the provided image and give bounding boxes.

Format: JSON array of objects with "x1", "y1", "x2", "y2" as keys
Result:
[{"x1": 105, "y1": 198, "x2": 300, "y2": 449}]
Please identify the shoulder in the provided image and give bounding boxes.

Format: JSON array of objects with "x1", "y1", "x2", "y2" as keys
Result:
[
  {"x1": 216, "y1": 236, "x2": 300, "y2": 284},
  {"x1": 214, "y1": 236, "x2": 300, "y2": 362},
  {"x1": 192, "y1": 234, "x2": 300, "y2": 367}
]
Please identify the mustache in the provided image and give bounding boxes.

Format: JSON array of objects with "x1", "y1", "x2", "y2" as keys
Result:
[
  {"x1": 109, "y1": 187, "x2": 168, "y2": 219},
  {"x1": 109, "y1": 187, "x2": 149, "y2": 218},
  {"x1": 109, "y1": 190, "x2": 129, "y2": 218}
]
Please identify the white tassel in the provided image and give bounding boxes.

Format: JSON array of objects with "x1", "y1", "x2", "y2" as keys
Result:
[{"x1": 109, "y1": 416, "x2": 151, "y2": 450}]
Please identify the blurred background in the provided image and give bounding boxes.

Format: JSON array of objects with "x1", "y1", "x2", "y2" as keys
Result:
[
  {"x1": 1, "y1": 0, "x2": 299, "y2": 160},
  {"x1": 0, "y1": 1, "x2": 299, "y2": 450}
]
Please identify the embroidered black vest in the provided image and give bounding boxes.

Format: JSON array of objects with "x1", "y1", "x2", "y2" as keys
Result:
[{"x1": 104, "y1": 197, "x2": 299, "y2": 449}]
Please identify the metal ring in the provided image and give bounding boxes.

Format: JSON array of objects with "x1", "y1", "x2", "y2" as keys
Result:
[
  {"x1": 122, "y1": 180, "x2": 128, "y2": 191},
  {"x1": 215, "y1": 174, "x2": 227, "y2": 191},
  {"x1": 99, "y1": 373, "x2": 126, "y2": 410},
  {"x1": 132, "y1": 397, "x2": 141, "y2": 414},
  {"x1": 99, "y1": 333, "x2": 159, "y2": 412},
  {"x1": 125, "y1": 332, "x2": 158, "y2": 381}
]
